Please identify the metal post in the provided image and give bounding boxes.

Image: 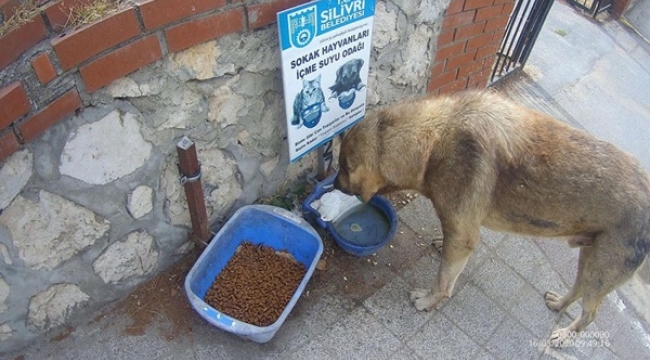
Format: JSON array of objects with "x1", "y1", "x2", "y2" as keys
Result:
[
  {"x1": 176, "y1": 136, "x2": 211, "y2": 246},
  {"x1": 317, "y1": 139, "x2": 334, "y2": 179}
]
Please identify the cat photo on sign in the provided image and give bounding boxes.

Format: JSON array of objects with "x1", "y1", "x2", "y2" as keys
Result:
[{"x1": 291, "y1": 74, "x2": 329, "y2": 129}]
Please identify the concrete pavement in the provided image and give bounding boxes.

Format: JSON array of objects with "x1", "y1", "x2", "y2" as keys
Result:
[{"x1": 6, "y1": 2, "x2": 650, "y2": 359}]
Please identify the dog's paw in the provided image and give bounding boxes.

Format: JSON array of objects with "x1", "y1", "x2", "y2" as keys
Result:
[
  {"x1": 409, "y1": 288, "x2": 446, "y2": 311},
  {"x1": 432, "y1": 239, "x2": 443, "y2": 253},
  {"x1": 409, "y1": 288, "x2": 429, "y2": 302},
  {"x1": 549, "y1": 328, "x2": 573, "y2": 347},
  {"x1": 544, "y1": 291, "x2": 564, "y2": 311}
]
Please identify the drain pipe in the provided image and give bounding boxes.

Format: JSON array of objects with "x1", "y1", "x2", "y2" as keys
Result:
[{"x1": 177, "y1": 136, "x2": 211, "y2": 247}]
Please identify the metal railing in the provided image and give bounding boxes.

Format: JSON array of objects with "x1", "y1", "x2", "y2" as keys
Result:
[
  {"x1": 567, "y1": 0, "x2": 613, "y2": 17},
  {"x1": 490, "y1": 0, "x2": 555, "y2": 84}
]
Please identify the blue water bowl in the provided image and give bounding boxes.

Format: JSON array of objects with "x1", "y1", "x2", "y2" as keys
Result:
[
  {"x1": 338, "y1": 90, "x2": 356, "y2": 109},
  {"x1": 302, "y1": 172, "x2": 398, "y2": 257},
  {"x1": 184, "y1": 205, "x2": 323, "y2": 343},
  {"x1": 301, "y1": 103, "x2": 322, "y2": 128}
]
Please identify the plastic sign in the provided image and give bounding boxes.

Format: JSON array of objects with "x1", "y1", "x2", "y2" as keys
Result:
[{"x1": 278, "y1": 0, "x2": 375, "y2": 162}]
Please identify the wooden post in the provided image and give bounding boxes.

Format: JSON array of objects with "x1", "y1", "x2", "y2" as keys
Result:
[{"x1": 176, "y1": 136, "x2": 211, "y2": 246}]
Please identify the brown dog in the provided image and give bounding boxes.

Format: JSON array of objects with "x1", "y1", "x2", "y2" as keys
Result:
[{"x1": 334, "y1": 90, "x2": 650, "y2": 345}]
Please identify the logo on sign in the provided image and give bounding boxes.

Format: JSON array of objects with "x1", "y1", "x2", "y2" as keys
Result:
[{"x1": 288, "y1": 6, "x2": 317, "y2": 48}]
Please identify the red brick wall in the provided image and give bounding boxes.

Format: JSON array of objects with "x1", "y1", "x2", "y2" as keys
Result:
[
  {"x1": 612, "y1": 0, "x2": 633, "y2": 18},
  {"x1": 427, "y1": 0, "x2": 514, "y2": 94},
  {"x1": 0, "y1": 0, "x2": 512, "y2": 163},
  {"x1": 0, "y1": 0, "x2": 311, "y2": 163}
]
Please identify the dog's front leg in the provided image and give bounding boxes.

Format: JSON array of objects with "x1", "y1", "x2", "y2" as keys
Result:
[{"x1": 410, "y1": 225, "x2": 480, "y2": 311}]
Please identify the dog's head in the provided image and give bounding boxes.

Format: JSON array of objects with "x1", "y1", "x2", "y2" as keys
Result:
[
  {"x1": 334, "y1": 117, "x2": 386, "y2": 203},
  {"x1": 336, "y1": 59, "x2": 363, "y2": 86}
]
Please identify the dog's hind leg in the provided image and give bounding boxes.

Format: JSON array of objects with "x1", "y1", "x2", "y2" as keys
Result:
[
  {"x1": 544, "y1": 245, "x2": 592, "y2": 311},
  {"x1": 548, "y1": 232, "x2": 646, "y2": 346},
  {"x1": 410, "y1": 222, "x2": 481, "y2": 311}
]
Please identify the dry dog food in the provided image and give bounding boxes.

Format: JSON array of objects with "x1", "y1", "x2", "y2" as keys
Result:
[{"x1": 204, "y1": 242, "x2": 307, "y2": 327}]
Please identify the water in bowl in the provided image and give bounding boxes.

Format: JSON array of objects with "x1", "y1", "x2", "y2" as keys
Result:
[{"x1": 333, "y1": 203, "x2": 391, "y2": 247}]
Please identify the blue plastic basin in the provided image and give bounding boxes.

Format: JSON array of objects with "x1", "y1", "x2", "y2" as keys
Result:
[
  {"x1": 302, "y1": 172, "x2": 398, "y2": 257},
  {"x1": 184, "y1": 205, "x2": 323, "y2": 343}
]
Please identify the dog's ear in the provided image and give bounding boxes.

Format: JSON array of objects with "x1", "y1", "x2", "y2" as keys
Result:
[{"x1": 355, "y1": 59, "x2": 364, "y2": 70}]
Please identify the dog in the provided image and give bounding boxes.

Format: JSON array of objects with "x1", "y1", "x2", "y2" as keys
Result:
[
  {"x1": 334, "y1": 90, "x2": 650, "y2": 346},
  {"x1": 329, "y1": 59, "x2": 365, "y2": 99}
]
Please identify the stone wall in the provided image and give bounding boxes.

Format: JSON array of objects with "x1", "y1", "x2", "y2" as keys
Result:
[{"x1": 0, "y1": 0, "x2": 513, "y2": 354}]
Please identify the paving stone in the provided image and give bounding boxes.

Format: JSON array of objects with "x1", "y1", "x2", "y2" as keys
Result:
[
  {"x1": 285, "y1": 307, "x2": 402, "y2": 360},
  {"x1": 407, "y1": 314, "x2": 482, "y2": 360},
  {"x1": 485, "y1": 317, "x2": 542, "y2": 360},
  {"x1": 387, "y1": 345, "x2": 422, "y2": 360},
  {"x1": 494, "y1": 235, "x2": 547, "y2": 281},
  {"x1": 470, "y1": 257, "x2": 527, "y2": 309},
  {"x1": 397, "y1": 196, "x2": 442, "y2": 240},
  {"x1": 509, "y1": 284, "x2": 559, "y2": 339},
  {"x1": 540, "y1": 345, "x2": 595, "y2": 360},
  {"x1": 400, "y1": 254, "x2": 441, "y2": 292},
  {"x1": 479, "y1": 227, "x2": 506, "y2": 248},
  {"x1": 364, "y1": 276, "x2": 437, "y2": 341},
  {"x1": 533, "y1": 238, "x2": 579, "y2": 287},
  {"x1": 271, "y1": 290, "x2": 357, "y2": 353},
  {"x1": 604, "y1": 316, "x2": 650, "y2": 360},
  {"x1": 526, "y1": 257, "x2": 568, "y2": 297},
  {"x1": 374, "y1": 222, "x2": 436, "y2": 273},
  {"x1": 441, "y1": 284, "x2": 505, "y2": 346}
]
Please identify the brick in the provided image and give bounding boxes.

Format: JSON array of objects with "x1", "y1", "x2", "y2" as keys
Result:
[
  {"x1": 482, "y1": 55, "x2": 498, "y2": 71},
  {"x1": 0, "y1": 0, "x2": 19, "y2": 20},
  {"x1": 476, "y1": 5, "x2": 503, "y2": 22},
  {"x1": 502, "y1": 1, "x2": 515, "y2": 15},
  {"x1": 51, "y1": 8, "x2": 141, "y2": 70},
  {"x1": 458, "y1": 59, "x2": 483, "y2": 77},
  {"x1": 0, "y1": 15, "x2": 48, "y2": 70},
  {"x1": 454, "y1": 22, "x2": 485, "y2": 42},
  {"x1": 446, "y1": 0, "x2": 465, "y2": 15},
  {"x1": 469, "y1": 68, "x2": 492, "y2": 88},
  {"x1": 43, "y1": 0, "x2": 88, "y2": 32},
  {"x1": 165, "y1": 8, "x2": 245, "y2": 53},
  {"x1": 427, "y1": 69, "x2": 458, "y2": 93},
  {"x1": 445, "y1": 49, "x2": 478, "y2": 71},
  {"x1": 464, "y1": 0, "x2": 494, "y2": 11},
  {"x1": 0, "y1": 82, "x2": 30, "y2": 129},
  {"x1": 467, "y1": 32, "x2": 494, "y2": 50},
  {"x1": 484, "y1": 14, "x2": 509, "y2": 32},
  {"x1": 476, "y1": 43, "x2": 498, "y2": 61},
  {"x1": 19, "y1": 89, "x2": 82, "y2": 142},
  {"x1": 434, "y1": 41, "x2": 465, "y2": 62},
  {"x1": 31, "y1": 53, "x2": 57, "y2": 84},
  {"x1": 442, "y1": 10, "x2": 475, "y2": 30},
  {"x1": 0, "y1": 130, "x2": 21, "y2": 162},
  {"x1": 430, "y1": 61, "x2": 445, "y2": 77},
  {"x1": 247, "y1": 0, "x2": 308, "y2": 30},
  {"x1": 439, "y1": 76, "x2": 469, "y2": 94},
  {"x1": 80, "y1": 35, "x2": 162, "y2": 92},
  {"x1": 139, "y1": 0, "x2": 227, "y2": 30},
  {"x1": 438, "y1": 29, "x2": 455, "y2": 46}
]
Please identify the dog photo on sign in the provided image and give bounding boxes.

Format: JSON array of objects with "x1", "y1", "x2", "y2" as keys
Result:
[{"x1": 329, "y1": 58, "x2": 366, "y2": 100}]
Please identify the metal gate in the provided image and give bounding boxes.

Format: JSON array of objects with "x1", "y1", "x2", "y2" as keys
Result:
[
  {"x1": 489, "y1": 0, "x2": 555, "y2": 83},
  {"x1": 567, "y1": 0, "x2": 613, "y2": 17}
]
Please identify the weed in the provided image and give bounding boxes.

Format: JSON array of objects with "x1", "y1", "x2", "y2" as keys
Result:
[{"x1": 0, "y1": 0, "x2": 40, "y2": 37}]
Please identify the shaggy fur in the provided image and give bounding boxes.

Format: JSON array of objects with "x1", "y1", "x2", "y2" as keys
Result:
[{"x1": 334, "y1": 90, "x2": 650, "y2": 345}]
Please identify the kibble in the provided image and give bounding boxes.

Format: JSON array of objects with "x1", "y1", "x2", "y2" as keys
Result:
[{"x1": 203, "y1": 242, "x2": 306, "y2": 327}]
